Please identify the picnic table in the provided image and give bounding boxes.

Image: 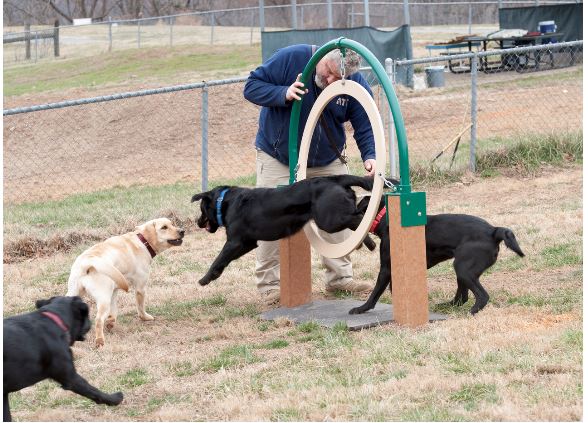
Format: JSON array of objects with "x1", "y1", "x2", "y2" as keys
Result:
[
  {"x1": 464, "y1": 32, "x2": 565, "y2": 72},
  {"x1": 426, "y1": 32, "x2": 567, "y2": 73},
  {"x1": 425, "y1": 40, "x2": 482, "y2": 73}
]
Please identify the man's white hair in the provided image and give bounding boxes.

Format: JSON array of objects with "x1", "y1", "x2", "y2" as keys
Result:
[{"x1": 324, "y1": 48, "x2": 361, "y2": 76}]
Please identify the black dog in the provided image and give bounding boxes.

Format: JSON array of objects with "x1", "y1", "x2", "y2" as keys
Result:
[
  {"x1": 3, "y1": 296, "x2": 123, "y2": 421},
  {"x1": 349, "y1": 196, "x2": 525, "y2": 315},
  {"x1": 191, "y1": 174, "x2": 376, "y2": 286}
]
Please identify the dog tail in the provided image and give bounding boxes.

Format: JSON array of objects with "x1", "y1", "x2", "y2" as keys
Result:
[
  {"x1": 335, "y1": 175, "x2": 400, "y2": 192},
  {"x1": 493, "y1": 228, "x2": 525, "y2": 257},
  {"x1": 80, "y1": 257, "x2": 130, "y2": 292}
]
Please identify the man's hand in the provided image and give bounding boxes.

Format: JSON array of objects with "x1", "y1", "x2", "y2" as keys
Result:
[
  {"x1": 286, "y1": 73, "x2": 308, "y2": 102},
  {"x1": 363, "y1": 159, "x2": 377, "y2": 177}
]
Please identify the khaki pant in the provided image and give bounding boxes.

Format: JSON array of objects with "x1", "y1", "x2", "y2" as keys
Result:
[{"x1": 255, "y1": 149, "x2": 353, "y2": 293}]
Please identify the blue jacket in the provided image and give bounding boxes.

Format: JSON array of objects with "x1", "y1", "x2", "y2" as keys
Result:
[{"x1": 244, "y1": 44, "x2": 376, "y2": 167}]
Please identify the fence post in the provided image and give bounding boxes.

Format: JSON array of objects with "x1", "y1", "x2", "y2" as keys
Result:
[
  {"x1": 210, "y1": 12, "x2": 215, "y2": 45},
  {"x1": 259, "y1": 0, "x2": 265, "y2": 32},
  {"x1": 250, "y1": 9, "x2": 254, "y2": 45},
  {"x1": 34, "y1": 31, "x2": 38, "y2": 62},
  {"x1": 363, "y1": 0, "x2": 370, "y2": 26},
  {"x1": 137, "y1": 20, "x2": 141, "y2": 48},
  {"x1": 201, "y1": 83, "x2": 209, "y2": 192},
  {"x1": 169, "y1": 17, "x2": 173, "y2": 46},
  {"x1": 470, "y1": 53, "x2": 478, "y2": 172},
  {"x1": 468, "y1": 2, "x2": 472, "y2": 34},
  {"x1": 53, "y1": 20, "x2": 60, "y2": 57},
  {"x1": 327, "y1": 0, "x2": 333, "y2": 28},
  {"x1": 25, "y1": 23, "x2": 31, "y2": 60},
  {"x1": 291, "y1": 0, "x2": 297, "y2": 29},
  {"x1": 108, "y1": 17, "x2": 112, "y2": 52},
  {"x1": 300, "y1": 5, "x2": 304, "y2": 30}
]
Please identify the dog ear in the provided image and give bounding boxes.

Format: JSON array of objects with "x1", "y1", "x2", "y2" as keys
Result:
[
  {"x1": 72, "y1": 296, "x2": 89, "y2": 319},
  {"x1": 191, "y1": 192, "x2": 211, "y2": 203},
  {"x1": 35, "y1": 297, "x2": 56, "y2": 309}
]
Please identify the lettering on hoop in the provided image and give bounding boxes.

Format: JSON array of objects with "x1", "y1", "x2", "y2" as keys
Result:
[{"x1": 336, "y1": 97, "x2": 349, "y2": 107}]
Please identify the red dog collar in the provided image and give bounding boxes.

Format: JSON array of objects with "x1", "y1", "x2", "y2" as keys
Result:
[
  {"x1": 41, "y1": 311, "x2": 69, "y2": 332},
  {"x1": 41, "y1": 311, "x2": 71, "y2": 345},
  {"x1": 137, "y1": 233, "x2": 156, "y2": 258},
  {"x1": 369, "y1": 207, "x2": 387, "y2": 234}
]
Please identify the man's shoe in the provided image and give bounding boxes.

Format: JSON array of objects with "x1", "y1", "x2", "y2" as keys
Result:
[
  {"x1": 261, "y1": 289, "x2": 280, "y2": 306},
  {"x1": 326, "y1": 279, "x2": 372, "y2": 293}
]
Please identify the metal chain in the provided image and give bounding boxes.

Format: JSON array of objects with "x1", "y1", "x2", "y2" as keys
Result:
[
  {"x1": 378, "y1": 172, "x2": 397, "y2": 191},
  {"x1": 339, "y1": 48, "x2": 346, "y2": 81}
]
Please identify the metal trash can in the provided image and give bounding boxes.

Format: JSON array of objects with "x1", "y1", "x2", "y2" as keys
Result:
[{"x1": 425, "y1": 66, "x2": 445, "y2": 88}]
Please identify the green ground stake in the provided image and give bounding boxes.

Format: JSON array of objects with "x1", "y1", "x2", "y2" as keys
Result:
[{"x1": 288, "y1": 37, "x2": 426, "y2": 227}]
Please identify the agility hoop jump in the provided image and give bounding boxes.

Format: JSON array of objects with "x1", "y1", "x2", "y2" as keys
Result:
[{"x1": 281, "y1": 37, "x2": 430, "y2": 327}]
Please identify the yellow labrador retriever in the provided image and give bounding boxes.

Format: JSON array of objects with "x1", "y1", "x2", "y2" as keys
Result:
[{"x1": 66, "y1": 218, "x2": 184, "y2": 347}]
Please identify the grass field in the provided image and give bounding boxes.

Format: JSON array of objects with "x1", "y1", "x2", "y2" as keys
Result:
[
  {"x1": 3, "y1": 139, "x2": 583, "y2": 421},
  {"x1": 4, "y1": 44, "x2": 261, "y2": 97}
]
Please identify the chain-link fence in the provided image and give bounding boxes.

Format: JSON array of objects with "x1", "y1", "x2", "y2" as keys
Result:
[
  {"x1": 3, "y1": 41, "x2": 582, "y2": 206},
  {"x1": 392, "y1": 40, "x2": 582, "y2": 173},
  {"x1": 4, "y1": 1, "x2": 577, "y2": 66}
]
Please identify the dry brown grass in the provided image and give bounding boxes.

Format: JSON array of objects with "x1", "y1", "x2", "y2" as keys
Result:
[{"x1": 3, "y1": 165, "x2": 582, "y2": 421}]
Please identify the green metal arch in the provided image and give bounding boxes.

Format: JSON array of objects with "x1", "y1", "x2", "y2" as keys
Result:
[{"x1": 288, "y1": 37, "x2": 411, "y2": 193}]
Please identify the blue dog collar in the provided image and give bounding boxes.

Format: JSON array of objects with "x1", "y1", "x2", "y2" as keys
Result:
[{"x1": 216, "y1": 188, "x2": 229, "y2": 227}]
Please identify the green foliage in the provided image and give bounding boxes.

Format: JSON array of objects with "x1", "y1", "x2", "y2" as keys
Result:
[
  {"x1": 4, "y1": 45, "x2": 261, "y2": 96},
  {"x1": 559, "y1": 329, "x2": 582, "y2": 351},
  {"x1": 217, "y1": 304, "x2": 259, "y2": 321},
  {"x1": 400, "y1": 404, "x2": 467, "y2": 421},
  {"x1": 147, "y1": 295, "x2": 226, "y2": 321},
  {"x1": 440, "y1": 352, "x2": 475, "y2": 374},
  {"x1": 270, "y1": 407, "x2": 302, "y2": 421},
  {"x1": 258, "y1": 339, "x2": 289, "y2": 349},
  {"x1": 4, "y1": 182, "x2": 197, "y2": 240},
  {"x1": 297, "y1": 321, "x2": 320, "y2": 334},
  {"x1": 257, "y1": 321, "x2": 272, "y2": 331},
  {"x1": 505, "y1": 288, "x2": 580, "y2": 312},
  {"x1": 450, "y1": 382, "x2": 499, "y2": 411},
  {"x1": 168, "y1": 361, "x2": 197, "y2": 377},
  {"x1": 117, "y1": 368, "x2": 150, "y2": 388},
  {"x1": 409, "y1": 131, "x2": 581, "y2": 189},
  {"x1": 201, "y1": 345, "x2": 261, "y2": 372},
  {"x1": 537, "y1": 243, "x2": 582, "y2": 268},
  {"x1": 476, "y1": 132, "x2": 582, "y2": 173}
]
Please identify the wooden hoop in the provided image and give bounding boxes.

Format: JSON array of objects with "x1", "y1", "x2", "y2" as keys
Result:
[{"x1": 297, "y1": 79, "x2": 386, "y2": 258}]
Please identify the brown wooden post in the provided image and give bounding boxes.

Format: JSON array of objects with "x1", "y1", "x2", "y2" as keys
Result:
[
  {"x1": 279, "y1": 230, "x2": 312, "y2": 307},
  {"x1": 388, "y1": 195, "x2": 429, "y2": 327}
]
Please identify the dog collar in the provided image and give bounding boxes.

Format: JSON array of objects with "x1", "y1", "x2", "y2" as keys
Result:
[
  {"x1": 369, "y1": 207, "x2": 387, "y2": 234},
  {"x1": 216, "y1": 188, "x2": 229, "y2": 227},
  {"x1": 137, "y1": 233, "x2": 156, "y2": 258},
  {"x1": 41, "y1": 311, "x2": 71, "y2": 343}
]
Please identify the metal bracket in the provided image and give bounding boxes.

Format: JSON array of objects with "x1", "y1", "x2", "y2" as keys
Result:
[{"x1": 385, "y1": 191, "x2": 427, "y2": 227}]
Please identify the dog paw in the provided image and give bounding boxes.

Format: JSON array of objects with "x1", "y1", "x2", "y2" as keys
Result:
[
  {"x1": 105, "y1": 392, "x2": 124, "y2": 406},
  {"x1": 140, "y1": 313, "x2": 154, "y2": 321},
  {"x1": 198, "y1": 278, "x2": 210, "y2": 286},
  {"x1": 348, "y1": 307, "x2": 365, "y2": 315},
  {"x1": 105, "y1": 320, "x2": 116, "y2": 330},
  {"x1": 95, "y1": 337, "x2": 105, "y2": 348}
]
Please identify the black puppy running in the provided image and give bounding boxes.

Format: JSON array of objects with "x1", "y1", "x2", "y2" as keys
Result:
[
  {"x1": 3, "y1": 296, "x2": 123, "y2": 422},
  {"x1": 191, "y1": 174, "x2": 375, "y2": 286},
  {"x1": 350, "y1": 195, "x2": 525, "y2": 315}
]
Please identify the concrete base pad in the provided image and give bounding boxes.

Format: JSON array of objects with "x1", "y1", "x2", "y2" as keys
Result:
[{"x1": 260, "y1": 299, "x2": 447, "y2": 331}]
